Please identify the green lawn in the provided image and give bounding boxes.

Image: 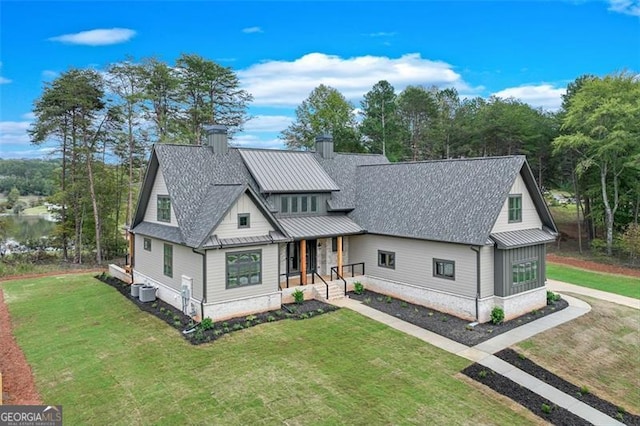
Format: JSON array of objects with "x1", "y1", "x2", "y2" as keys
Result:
[
  {"x1": 2, "y1": 274, "x2": 537, "y2": 425},
  {"x1": 546, "y1": 263, "x2": 640, "y2": 299},
  {"x1": 22, "y1": 205, "x2": 49, "y2": 215}
]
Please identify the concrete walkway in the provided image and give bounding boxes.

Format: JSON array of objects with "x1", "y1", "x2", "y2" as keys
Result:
[
  {"x1": 547, "y1": 279, "x2": 640, "y2": 309},
  {"x1": 331, "y1": 294, "x2": 623, "y2": 425}
]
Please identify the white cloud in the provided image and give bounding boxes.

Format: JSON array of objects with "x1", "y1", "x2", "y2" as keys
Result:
[
  {"x1": 608, "y1": 0, "x2": 640, "y2": 16},
  {"x1": 42, "y1": 70, "x2": 58, "y2": 80},
  {"x1": 21, "y1": 112, "x2": 36, "y2": 120},
  {"x1": 491, "y1": 84, "x2": 566, "y2": 111},
  {"x1": 232, "y1": 134, "x2": 285, "y2": 150},
  {"x1": 238, "y1": 52, "x2": 474, "y2": 107},
  {"x1": 0, "y1": 61, "x2": 10, "y2": 84},
  {"x1": 242, "y1": 26, "x2": 263, "y2": 34},
  {"x1": 365, "y1": 32, "x2": 396, "y2": 37},
  {"x1": 48, "y1": 28, "x2": 136, "y2": 46},
  {"x1": 0, "y1": 121, "x2": 32, "y2": 149},
  {"x1": 243, "y1": 115, "x2": 293, "y2": 132}
]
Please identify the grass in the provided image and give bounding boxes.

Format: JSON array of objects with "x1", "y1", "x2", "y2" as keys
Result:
[
  {"x1": 516, "y1": 294, "x2": 640, "y2": 415},
  {"x1": 1, "y1": 274, "x2": 539, "y2": 425},
  {"x1": 549, "y1": 204, "x2": 581, "y2": 223},
  {"x1": 21, "y1": 205, "x2": 49, "y2": 215},
  {"x1": 546, "y1": 263, "x2": 640, "y2": 299}
]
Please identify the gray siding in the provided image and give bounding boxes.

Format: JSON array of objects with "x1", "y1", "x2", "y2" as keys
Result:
[
  {"x1": 491, "y1": 172, "x2": 543, "y2": 233},
  {"x1": 349, "y1": 234, "x2": 479, "y2": 298},
  {"x1": 480, "y1": 245, "x2": 494, "y2": 298},
  {"x1": 143, "y1": 168, "x2": 179, "y2": 226},
  {"x1": 134, "y1": 234, "x2": 203, "y2": 299},
  {"x1": 206, "y1": 243, "x2": 279, "y2": 303},
  {"x1": 214, "y1": 192, "x2": 274, "y2": 238},
  {"x1": 494, "y1": 244, "x2": 546, "y2": 297}
]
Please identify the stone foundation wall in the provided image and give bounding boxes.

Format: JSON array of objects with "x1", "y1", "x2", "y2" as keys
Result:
[
  {"x1": 203, "y1": 292, "x2": 281, "y2": 322},
  {"x1": 132, "y1": 271, "x2": 201, "y2": 318}
]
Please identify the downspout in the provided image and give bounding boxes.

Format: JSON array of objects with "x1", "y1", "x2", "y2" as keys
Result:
[
  {"x1": 192, "y1": 248, "x2": 206, "y2": 320},
  {"x1": 470, "y1": 246, "x2": 481, "y2": 322}
]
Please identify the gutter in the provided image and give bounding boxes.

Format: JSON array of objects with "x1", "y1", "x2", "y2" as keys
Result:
[
  {"x1": 470, "y1": 246, "x2": 481, "y2": 322},
  {"x1": 192, "y1": 248, "x2": 207, "y2": 320}
]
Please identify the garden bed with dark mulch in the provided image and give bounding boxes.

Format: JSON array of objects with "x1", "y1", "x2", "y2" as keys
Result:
[
  {"x1": 496, "y1": 348, "x2": 639, "y2": 425},
  {"x1": 97, "y1": 273, "x2": 339, "y2": 345},
  {"x1": 462, "y1": 363, "x2": 589, "y2": 426},
  {"x1": 347, "y1": 289, "x2": 568, "y2": 346}
]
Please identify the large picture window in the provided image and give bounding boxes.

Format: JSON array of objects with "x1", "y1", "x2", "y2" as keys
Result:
[
  {"x1": 163, "y1": 244, "x2": 173, "y2": 277},
  {"x1": 157, "y1": 195, "x2": 171, "y2": 222},
  {"x1": 378, "y1": 250, "x2": 395, "y2": 269},
  {"x1": 433, "y1": 259, "x2": 455, "y2": 280},
  {"x1": 226, "y1": 250, "x2": 262, "y2": 288},
  {"x1": 508, "y1": 195, "x2": 522, "y2": 223},
  {"x1": 512, "y1": 260, "x2": 538, "y2": 285}
]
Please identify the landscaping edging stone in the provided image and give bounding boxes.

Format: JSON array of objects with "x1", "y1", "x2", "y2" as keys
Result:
[
  {"x1": 496, "y1": 348, "x2": 640, "y2": 426},
  {"x1": 347, "y1": 289, "x2": 568, "y2": 346},
  {"x1": 97, "y1": 273, "x2": 339, "y2": 345},
  {"x1": 462, "y1": 363, "x2": 590, "y2": 426}
]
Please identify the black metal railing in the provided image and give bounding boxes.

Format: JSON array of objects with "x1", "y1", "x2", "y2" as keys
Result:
[
  {"x1": 330, "y1": 262, "x2": 365, "y2": 296},
  {"x1": 279, "y1": 272, "x2": 301, "y2": 289},
  {"x1": 313, "y1": 271, "x2": 329, "y2": 299}
]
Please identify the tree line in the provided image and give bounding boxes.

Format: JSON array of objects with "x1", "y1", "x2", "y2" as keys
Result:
[
  {"x1": 0, "y1": 159, "x2": 58, "y2": 197},
  {"x1": 28, "y1": 53, "x2": 639, "y2": 264}
]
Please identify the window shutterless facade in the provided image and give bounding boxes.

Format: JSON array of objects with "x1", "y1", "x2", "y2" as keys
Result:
[
  {"x1": 143, "y1": 238, "x2": 152, "y2": 251},
  {"x1": 301, "y1": 196, "x2": 308, "y2": 212},
  {"x1": 512, "y1": 260, "x2": 538, "y2": 285},
  {"x1": 508, "y1": 194, "x2": 522, "y2": 223},
  {"x1": 378, "y1": 250, "x2": 395, "y2": 269},
  {"x1": 310, "y1": 196, "x2": 317, "y2": 212},
  {"x1": 163, "y1": 244, "x2": 173, "y2": 277},
  {"x1": 433, "y1": 259, "x2": 455, "y2": 280},
  {"x1": 226, "y1": 250, "x2": 262, "y2": 288},
  {"x1": 281, "y1": 197, "x2": 288, "y2": 213},
  {"x1": 291, "y1": 197, "x2": 298, "y2": 213},
  {"x1": 157, "y1": 195, "x2": 171, "y2": 222},
  {"x1": 238, "y1": 213, "x2": 250, "y2": 229}
]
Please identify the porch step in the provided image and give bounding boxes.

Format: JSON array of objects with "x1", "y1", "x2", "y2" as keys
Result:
[{"x1": 314, "y1": 282, "x2": 346, "y2": 301}]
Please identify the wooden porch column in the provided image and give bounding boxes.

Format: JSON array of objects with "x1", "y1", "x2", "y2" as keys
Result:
[
  {"x1": 300, "y1": 239, "x2": 307, "y2": 285},
  {"x1": 337, "y1": 236, "x2": 343, "y2": 277}
]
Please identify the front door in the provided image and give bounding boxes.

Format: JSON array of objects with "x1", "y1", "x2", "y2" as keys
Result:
[{"x1": 287, "y1": 240, "x2": 317, "y2": 276}]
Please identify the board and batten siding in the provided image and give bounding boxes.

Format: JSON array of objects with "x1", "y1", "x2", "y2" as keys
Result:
[
  {"x1": 491, "y1": 172, "x2": 542, "y2": 233},
  {"x1": 206, "y1": 243, "x2": 279, "y2": 303},
  {"x1": 349, "y1": 234, "x2": 479, "y2": 298},
  {"x1": 134, "y1": 234, "x2": 203, "y2": 299},
  {"x1": 213, "y1": 192, "x2": 275, "y2": 239},
  {"x1": 494, "y1": 244, "x2": 546, "y2": 297},
  {"x1": 143, "y1": 168, "x2": 178, "y2": 227}
]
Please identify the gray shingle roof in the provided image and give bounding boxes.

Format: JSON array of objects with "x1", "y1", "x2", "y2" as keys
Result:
[
  {"x1": 317, "y1": 153, "x2": 389, "y2": 210},
  {"x1": 239, "y1": 149, "x2": 340, "y2": 193},
  {"x1": 132, "y1": 221, "x2": 183, "y2": 244},
  {"x1": 278, "y1": 215, "x2": 364, "y2": 239},
  {"x1": 490, "y1": 228, "x2": 556, "y2": 249},
  {"x1": 350, "y1": 156, "x2": 527, "y2": 246}
]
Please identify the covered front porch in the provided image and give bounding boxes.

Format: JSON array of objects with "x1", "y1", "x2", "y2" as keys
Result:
[{"x1": 275, "y1": 215, "x2": 366, "y2": 293}]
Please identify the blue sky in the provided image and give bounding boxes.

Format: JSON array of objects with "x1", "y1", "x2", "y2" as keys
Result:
[{"x1": 1, "y1": 0, "x2": 639, "y2": 159}]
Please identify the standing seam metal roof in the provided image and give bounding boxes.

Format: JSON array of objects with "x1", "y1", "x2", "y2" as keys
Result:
[
  {"x1": 490, "y1": 228, "x2": 556, "y2": 249},
  {"x1": 278, "y1": 215, "x2": 364, "y2": 239},
  {"x1": 239, "y1": 149, "x2": 340, "y2": 193}
]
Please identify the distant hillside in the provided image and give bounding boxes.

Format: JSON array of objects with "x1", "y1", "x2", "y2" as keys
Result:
[{"x1": 0, "y1": 158, "x2": 59, "y2": 196}]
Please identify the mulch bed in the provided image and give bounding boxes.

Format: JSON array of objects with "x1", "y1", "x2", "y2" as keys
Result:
[
  {"x1": 97, "y1": 273, "x2": 339, "y2": 345},
  {"x1": 347, "y1": 289, "x2": 568, "y2": 346},
  {"x1": 496, "y1": 348, "x2": 639, "y2": 425},
  {"x1": 0, "y1": 289, "x2": 42, "y2": 405},
  {"x1": 462, "y1": 363, "x2": 590, "y2": 426}
]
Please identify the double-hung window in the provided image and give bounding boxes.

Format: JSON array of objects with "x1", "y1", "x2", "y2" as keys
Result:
[
  {"x1": 157, "y1": 195, "x2": 171, "y2": 222},
  {"x1": 508, "y1": 195, "x2": 522, "y2": 223},
  {"x1": 163, "y1": 244, "x2": 173, "y2": 277}
]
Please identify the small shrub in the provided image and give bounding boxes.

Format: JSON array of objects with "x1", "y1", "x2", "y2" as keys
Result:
[
  {"x1": 316, "y1": 308, "x2": 324, "y2": 314},
  {"x1": 478, "y1": 370, "x2": 487, "y2": 379},
  {"x1": 173, "y1": 320, "x2": 182, "y2": 327},
  {"x1": 376, "y1": 296, "x2": 384, "y2": 302},
  {"x1": 579, "y1": 385, "x2": 590, "y2": 395},
  {"x1": 200, "y1": 317, "x2": 214, "y2": 330},
  {"x1": 245, "y1": 321, "x2": 252, "y2": 328},
  {"x1": 401, "y1": 301, "x2": 408, "y2": 308},
  {"x1": 617, "y1": 412, "x2": 625, "y2": 421},
  {"x1": 353, "y1": 281, "x2": 364, "y2": 295},
  {"x1": 275, "y1": 310, "x2": 284, "y2": 317},
  {"x1": 173, "y1": 314, "x2": 180, "y2": 321},
  {"x1": 292, "y1": 288, "x2": 305, "y2": 304},
  {"x1": 541, "y1": 403, "x2": 552, "y2": 415},
  {"x1": 427, "y1": 312, "x2": 433, "y2": 317},
  {"x1": 385, "y1": 295, "x2": 392, "y2": 303},
  {"x1": 194, "y1": 329, "x2": 204, "y2": 341},
  {"x1": 490, "y1": 306, "x2": 505, "y2": 325},
  {"x1": 546, "y1": 290, "x2": 561, "y2": 305},
  {"x1": 223, "y1": 326, "x2": 230, "y2": 333},
  {"x1": 213, "y1": 329, "x2": 223, "y2": 336},
  {"x1": 152, "y1": 302, "x2": 158, "y2": 308},
  {"x1": 222, "y1": 321, "x2": 228, "y2": 327},
  {"x1": 267, "y1": 315, "x2": 276, "y2": 322},
  {"x1": 246, "y1": 315, "x2": 257, "y2": 322},
  {"x1": 233, "y1": 323, "x2": 243, "y2": 330},
  {"x1": 160, "y1": 307, "x2": 166, "y2": 313},
  {"x1": 363, "y1": 297, "x2": 371, "y2": 305},
  {"x1": 299, "y1": 313, "x2": 309, "y2": 319},
  {"x1": 518, "y1": 353, "x2": 526, "y2": 360}
]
